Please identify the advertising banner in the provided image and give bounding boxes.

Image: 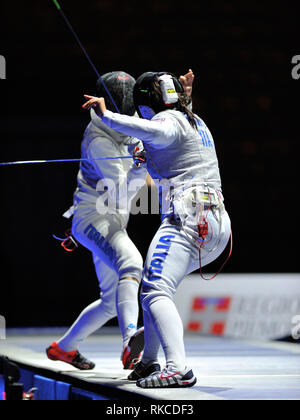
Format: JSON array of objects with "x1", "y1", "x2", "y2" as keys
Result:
[{"x1": 174, "y1": 274, "x2": 300, "y2": 340}]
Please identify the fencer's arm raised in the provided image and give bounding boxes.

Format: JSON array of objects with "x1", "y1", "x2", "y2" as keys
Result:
[{"x1": 82, "y1": 95, "x2": 178, "y2": 149}]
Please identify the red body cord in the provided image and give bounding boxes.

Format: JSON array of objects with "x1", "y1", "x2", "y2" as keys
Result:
[
  {"x1": 199, "y1": 229, "x2": 233, "y2": 281},
  {"x1": 196, "y1": 193, "x2": 233, "y2": 280}
]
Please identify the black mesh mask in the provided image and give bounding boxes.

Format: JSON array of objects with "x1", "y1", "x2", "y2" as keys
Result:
[{"x1": 96, "y1": 71, "x2": 136, "y2": 116}]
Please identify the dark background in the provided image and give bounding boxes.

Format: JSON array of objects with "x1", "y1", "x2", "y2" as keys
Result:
[{"x1": 0, "y1": 0, "x2": 299, "y2": 328}]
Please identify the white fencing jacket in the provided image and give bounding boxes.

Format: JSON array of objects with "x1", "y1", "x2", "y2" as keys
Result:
[
  {"x1": 74, "y1": 109, "x2": 147, "y2": 219},
  {"x1": 100, "y1": 109, "x2": 223, "y2": 216}
]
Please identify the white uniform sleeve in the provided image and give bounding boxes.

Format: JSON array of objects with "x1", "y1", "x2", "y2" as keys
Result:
[
  {"x1": 101, "y1": 110, "x2": 179, "y2": 150},
  {"x1": 126, "y1": 162, "x2": 148, "y2": 203},
  {"x1": 87, "y1": 136, "x2": 147, "y2": 203}
]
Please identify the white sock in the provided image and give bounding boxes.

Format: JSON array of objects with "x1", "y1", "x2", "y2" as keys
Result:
[
  {"x1": 146, "y1": 297, "x2": 186, "y2": 371},
  {"x1": 116, "y1": 279, "x2": 140, "y2": 347},
  {"x1": 141, "y1": 308, "x2": 161, "y2": 365},
  {"x1": 58, "y1": 299, "x2": 116, "y2": 352}
]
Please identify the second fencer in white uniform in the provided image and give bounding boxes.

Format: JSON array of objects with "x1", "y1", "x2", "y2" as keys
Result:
[
  {"x1": 47, "y1": 72, "x2": 147, "y2": 370},
  {"x1": 82, "y1": 71, "x2": 231, "y2": 388}
]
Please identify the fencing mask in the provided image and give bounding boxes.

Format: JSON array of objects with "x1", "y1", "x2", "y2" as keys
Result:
[{"x1": 96, "y1": 71, "x2": 136, "y2": 116}]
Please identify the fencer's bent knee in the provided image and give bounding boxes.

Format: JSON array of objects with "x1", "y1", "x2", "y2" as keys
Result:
[
  {"x1": 118, "y1": 249, "x2": 143, "y2": 283},
  {"x1": 119, "y1": 276, "x2": 140, "y2": 284},
  {"x1": 140, "y1": 282, "x2": 171, "y2": 311}
]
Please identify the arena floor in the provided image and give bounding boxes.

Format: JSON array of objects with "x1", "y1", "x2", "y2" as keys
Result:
[{"x1": 1, "y1": 328, "x2": 299, "y2": 400}]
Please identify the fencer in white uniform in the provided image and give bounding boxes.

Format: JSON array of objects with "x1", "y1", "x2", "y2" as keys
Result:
[
  {"x1": 46, "y1": 72, "x2": 147, "y2": 371},
  {"x1": 82, "y1": 71, "x2": 231, "y2": 388}
]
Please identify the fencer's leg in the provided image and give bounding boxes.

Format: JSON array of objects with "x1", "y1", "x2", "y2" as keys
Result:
[
  {"x1": 116, "y1": 277, "x2": 140, "y2": 347},
  {"x1": 72, "y1": 209, "x2": 144, "y2": 367},
  {"x1": 142, "y1": 296, "x2": 186, "y2": 371},
  {"x1": 117, "y1": 275, "x2": 146, "y2": 369},
  {"x1": 127, "y1": 307, "x2": 161, "y2": 380},
  {"x1": 57, "y1": 299, "x2": 117, "y2": 352},
  {"x1": 141, "y1": 221, "x2": 198, "y2": 372},
  {"x1": 58, "y1": 256, "x2": 118, "y2": 352},
  {"x1": 116, "y1": 273, "x2": 146, "y2": 371},
  {"x1": 107, "y1": 228, "x2": 143, "y2": 347},
  {"x1": 140, "y1": 306, "x2": 161, "y2": 365},
  {"x1": 200, "y1": 210, "x2": 231, "y2": 268},
  {"x1": 72, "y1": 211, "x2": 144, "y2": 348}
]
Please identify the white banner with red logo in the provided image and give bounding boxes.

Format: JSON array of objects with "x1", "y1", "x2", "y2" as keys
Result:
[{"x1": 174, "y1": 273, "x2": 300, "y2": 340}]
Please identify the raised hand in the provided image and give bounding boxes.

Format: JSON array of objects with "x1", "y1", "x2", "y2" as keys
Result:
[
  {"x1": 179, "y1": 69, "x2": 194, "y2": 97},
  {"x1": 82, "y1": 95, "x2": 107, "y2": 117}
]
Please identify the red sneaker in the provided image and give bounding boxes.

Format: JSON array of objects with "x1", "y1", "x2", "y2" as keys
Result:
[
  {"x1": 122, "y1": 327, "x2": 145, "y2": 370},
  {"x1": 46, "y1": 341, "x2": 95, "y2": 370}
]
